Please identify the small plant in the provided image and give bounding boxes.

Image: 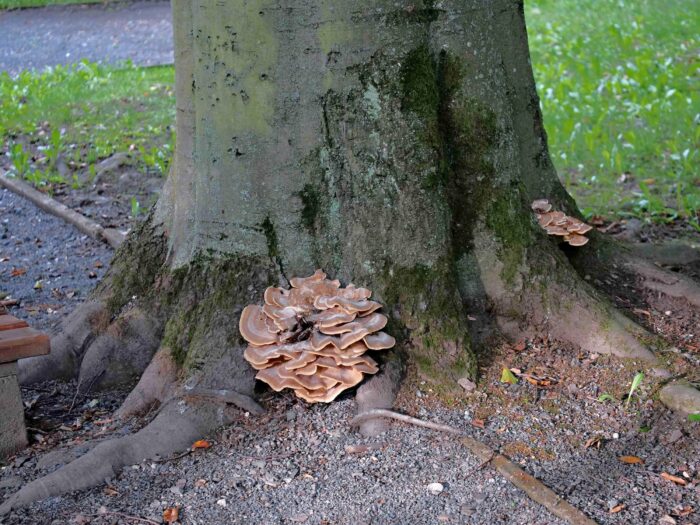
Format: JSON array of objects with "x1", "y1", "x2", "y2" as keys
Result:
[
  {"x1": 688, "y1": 414, "x2": 700, "y2": 423},
  {"x1": 130, "y1": 197, "x2": 141, "y2": 218},
  {"x1": 597, "y1": 393, "x2": 615, "y2": 403},
  {"x1": 625, "y1": 372, "x2": 644, "y2": 407},
  {"x1": 8, "y1": 142, "x2": 30, "y2": 177}
]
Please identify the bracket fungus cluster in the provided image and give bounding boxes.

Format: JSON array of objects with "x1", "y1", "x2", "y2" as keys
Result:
[
  {"x1": 239, "y1": 270, "x2": 395, "y2": 403},
  {"x1": 532, "y1": 199, "x2": 592, "y2": 247}
]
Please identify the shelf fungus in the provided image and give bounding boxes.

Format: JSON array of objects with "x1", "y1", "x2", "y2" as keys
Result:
[
  {"x1": 239, "y1": 270, "x2": 395, "y2": 403},
  {"x1": 532, "y1": 199, "x2": 592, "y2": 247}
]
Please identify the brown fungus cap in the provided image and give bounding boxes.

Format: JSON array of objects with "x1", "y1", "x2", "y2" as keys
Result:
[
  {"x1": 240, "y1": 270, "x2": 395, "y2": 403},
  {"x1": 531, "y1": 199, "x2": 592, "y2": 247}
]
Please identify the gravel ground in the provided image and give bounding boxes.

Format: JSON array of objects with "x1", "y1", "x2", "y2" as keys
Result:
[
  {"x1": 0, "y1": 188, "x2": 111, "y2": 332},
  {"x1": 0, "y1": 0, "x2": 172, "y2": 76},
  {"x1": 0, "y1": 190, "x2": 699, "y2": 525}
]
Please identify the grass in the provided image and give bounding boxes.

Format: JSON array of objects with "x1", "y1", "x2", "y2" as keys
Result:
[
  {"x1": 0, "y1": 0, "x2": 697, "y2": 227},
  {"x1": 1, "y1": 61, "x2": 174, "y2": 188},
  {"x1": 526, "y1": 0, "x2": 700, "y2": 228},
  {"x1": 0, "y1": 0, "x2": 102, "y2": 9}
]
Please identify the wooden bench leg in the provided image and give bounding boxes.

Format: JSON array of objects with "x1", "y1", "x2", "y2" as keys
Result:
[{"x1": 0, "y1": 362, "x2": 28, "y2": 458}]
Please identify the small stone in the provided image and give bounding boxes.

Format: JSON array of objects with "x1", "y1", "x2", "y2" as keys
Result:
[
  {"x1": 458, "y1": 377, "x2": 476, "y2": 393},
  {"x1": 664, "y1": 429, "x2": 683, "y2": 444},
  {"x1": 612, "y1": 433, "x2": 620, "y2": 439},
  {"x1": 427, "y1": 482, "x2": 444, "y2": 495},
  {"x1": 659, "y1": 515, "x2": 677, "y2": 525},
  {"x1": 216, "y1": 498, "x2": 227, "y2": 507},
  {"x1": 286, "y1": 410, "x2": 297, "y2": 422},
  {"x1": 0, "y1": 476, "x2": 22, "y2": 489}
]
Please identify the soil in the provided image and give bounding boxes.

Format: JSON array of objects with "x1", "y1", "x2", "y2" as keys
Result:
[
  {"x1": 0, "y1": 190, "x2": 699, "y2": 524},
  {"x1": 0, "y1": 0, "x2": 173, "y2": 76}
]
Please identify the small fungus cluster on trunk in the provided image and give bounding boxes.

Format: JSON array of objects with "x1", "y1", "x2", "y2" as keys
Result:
[
  {"x1": 239, "y1": 270, "x2": 395, "y2": 403},
  {"x1": 532, "y1": 199, "x2": 592, "y2": 246}
]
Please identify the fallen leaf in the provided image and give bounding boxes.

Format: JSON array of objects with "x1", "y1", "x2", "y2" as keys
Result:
[
  {"x1": 162, "y1": 506, "x2": 179, "y2": 524},
  {"x1": 618, "y1": 455, "x2": 644, "y2": 464},
  {"x1": 192, "y1": 439, "x2": 211, "y2": 449},
  {"x1": 10, "y1": 268, "x2": 26, "y2": 277},
  {"x1": 671, "y1": 506, "x2": 694, "y2": 517},
  {"x1": 658, "y1": 515, "x2": 677, "y2": 525},
  {"x1": 584, "y1": 436, "x2": 603, "y2": 449},
  {"x1": 661, "y1": 472, "x2": 687, "y2": 486},
  {"x1": 194, "y1": 478, "x2": 207, "y2": 488},
  {"x1": 102, "y1": 486, "x2": 119, "y2": 496},
  {"x1": 500, "y1": 368, "x2": 518, "y2": 385},
  {"x1": 514, "y1": 340, "x2": 527, "y2": 352},
  {"x1": 94, "y1": 261, "x2": 104, "y2": 268},
  {"x1": 609, "y1": 504, "x2": 625, "y2": 514},
  {"x1": 345, "y1": 444, "x2": 370, "y2": 454},
  {"x1": 471, "y1": 418, "x2": 485, "y2": 429}
]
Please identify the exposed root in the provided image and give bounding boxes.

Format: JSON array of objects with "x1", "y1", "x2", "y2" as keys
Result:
[
  {"x1": 354, "y1": 353, "x2": 406, "y2": 437},
  {"x1": 0, "y1": 401, "x2": 229, "y2": 516},
  {"x1": 626, "y1": 259, "x2": 700, "y2": 309},
  {"x1": 177, "y1": 387, "x2": 265, "y2": 415},
  {"x1": 115, "y1": 347, "x2": 178, "y2": 419},
  {"x1": 77, "y1": 308, "x2": 161, "y2": 392},
  {"x1": 351, "y1": 409, "x2": 597, "y2": 525},
  {"x1": 18, "y1": 301, "x2": 108, "y2": 385},
  {"x1": 659, "y1": 382, "x2": 700, "y2": 415},
  {"x1": 629, "y1": 240, "x2": 700, "y2": 269},
  {"x1": 474, "y1": 230, "x2": 657, "y2": 363}
]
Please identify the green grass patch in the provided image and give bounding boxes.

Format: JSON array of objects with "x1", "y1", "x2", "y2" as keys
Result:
[
  {"x1": 1, "y1": 60, "x2": 174, "y2": 187},
  {"x1": 527, "y1": 0, "x2": 700, "y2": 227},
  {"x1": 0, "y1": 0, "x2": 102, "y2": 9}
]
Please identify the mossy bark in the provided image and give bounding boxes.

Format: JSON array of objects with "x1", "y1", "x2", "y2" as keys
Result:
[{"x1": 69, "y1": 0, "x2": 656, "y2": 395}]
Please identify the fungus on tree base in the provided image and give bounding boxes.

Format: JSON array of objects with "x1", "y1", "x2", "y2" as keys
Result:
[
  {"x1": 532, "y1": 199, "x2": 592, "y2": 247},
  {"x1": 240, "y1": 270, "x2": 395, "y2": 403}
]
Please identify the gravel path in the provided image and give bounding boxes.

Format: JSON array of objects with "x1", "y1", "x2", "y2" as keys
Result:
[
  {"x1": 0, "y1": 0, "x2": 172, "y2": 76},
  {"x1": 0, "y1": 188, "x2": 111, "y2": 332}
]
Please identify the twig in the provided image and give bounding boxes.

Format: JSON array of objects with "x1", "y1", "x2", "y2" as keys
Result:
[
  {"x1": 0, "y1": 172, "x2": 125, "y2": 249},
  {"x1": 351, "y1": 409, "x2": 598, "y2": 525},
  {"x1": 153, "y1": 449, "x2": 192, "y2": 464},
  {"x1": 0, "y1": 299, "x2": 19, "y2": 307},
  {"x1": 92, "y1": 511, "x2": 159, "y2": 525},
  {"x1": 68, "y1": 370, "x2": 104, "y2": 414}
]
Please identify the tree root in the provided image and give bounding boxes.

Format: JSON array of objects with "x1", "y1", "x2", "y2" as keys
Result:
[
  {"x1": 18, "y1": 301, "x2": 108, "y2": 385},
  {"x1": 351, "y1": 409, "x2": 597, "y2": 525},
  {"x1": 354, "y1": 353, "x2": 406, "y2": 437},
  {"x1": 625, "y1": 258, "x2": 700, "y2": 309},
  {"x1": 0, "y1": 401, "x2": 230, "y2": 516}
]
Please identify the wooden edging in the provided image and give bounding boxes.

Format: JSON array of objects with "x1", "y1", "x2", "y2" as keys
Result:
[
  {"x1": 351, "y1": 409, "x2": 598, "y2": 525},
  {"x1": 0, "y1": 172, "x2": 125, "y2": 249}
]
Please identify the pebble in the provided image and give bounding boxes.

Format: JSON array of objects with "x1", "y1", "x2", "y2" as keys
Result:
[{"x1": 427, "y1": 482, "x2": 444, "y2": 495}]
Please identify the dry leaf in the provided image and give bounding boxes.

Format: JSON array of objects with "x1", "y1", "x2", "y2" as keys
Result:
[
  {"x1": 584, "y1": 436, "x2": 603, "y2": 449},
  {"x1": 194, "y1": 478, "x2": 207, "y2": 488},
  {"x1": 514, "y1": 340, "x2": 527, "y2": 352},
  {"x1": 660, "y1": 472, "x2": 687, "y2": 486},
  {"x1": 10, "y1": 268, "x2": 26, "y2": 277},
  {"x1": 609, "y1": 504, "x2": 625, "y2": 514},
  {"x1": 671, "y1": 506, "x2": 694, "y2": 517},
  {"x1": 618, "y1": 455, "x2": 644, "y2": 464},
  {"x1": 471, "y1": 418, "x2": 485, "y2": 429},
  {"x1": 192, "y1": 439, "x2": 211, "y2": 449},
  {"x1": 163, "y1": 506, "x2": 179, "y2": 524},
  {"x1": 102, "y1": 486, "x2": 119, "y2": 496},
  {"x1": 345, "y1": 444, "x2": 370, "y2": 454}
]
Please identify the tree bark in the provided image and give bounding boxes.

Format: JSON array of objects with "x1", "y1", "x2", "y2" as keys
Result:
[{"x1": 5, "y1": 0, "x2": 698, "y2": 514}]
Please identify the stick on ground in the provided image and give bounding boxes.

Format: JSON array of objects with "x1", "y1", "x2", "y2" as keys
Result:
[
  {"x1": 351, "y1": 409, "x2": 598, "y2": 525},
  {"x1": 0, "y1": 172, "x2": 125, "y2": 249}
]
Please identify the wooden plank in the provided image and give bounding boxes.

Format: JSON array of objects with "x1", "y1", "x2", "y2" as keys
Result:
[
  {"x1": 0, "y1": 315, "x2": 28, "y2": 332},
  {"x1": 0, "y1": 327, "x2": 50, "y2": 363}
]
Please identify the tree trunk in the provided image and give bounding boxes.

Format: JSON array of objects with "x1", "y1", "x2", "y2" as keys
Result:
[{"x1": 4, "y1": 0, "x2": 699, "y2": 514}]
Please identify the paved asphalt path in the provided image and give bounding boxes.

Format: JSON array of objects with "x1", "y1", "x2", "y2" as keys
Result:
[{"x1": 0, "y1": 0, "x2": 172, "y2": 76}]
